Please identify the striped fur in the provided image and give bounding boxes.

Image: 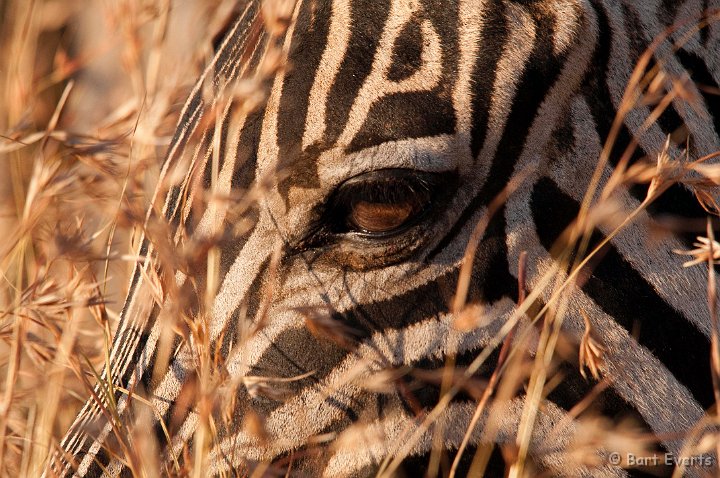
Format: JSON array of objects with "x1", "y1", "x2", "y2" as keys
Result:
[{"x1": 48, "y1": 0, "x2": 720, "y2": 476}]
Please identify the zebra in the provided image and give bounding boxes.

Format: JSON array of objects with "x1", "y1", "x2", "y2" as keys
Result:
[{"x1": 47, "y1": 0, "x2": 720, "y2": 476}]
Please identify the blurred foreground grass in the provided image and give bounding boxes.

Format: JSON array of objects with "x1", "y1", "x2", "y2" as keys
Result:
[{"x1": 0, "y1": 2, "x2": 235, "y2": 474}]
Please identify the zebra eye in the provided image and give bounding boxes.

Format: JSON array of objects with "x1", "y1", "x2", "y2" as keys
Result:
[
  {"x1": 330, "y1": 169, "x2": 435, "y2": 237},
  {"x1": 348, "y1": 200, "x2": 415, "y2": 234}
]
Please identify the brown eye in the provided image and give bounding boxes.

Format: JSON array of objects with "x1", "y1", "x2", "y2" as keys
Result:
[
  {"x1": 349, "y1": 200, "x2": 415, "y2": 234},
  {"x1": 297, "y1": 169, "x2": 452, "y2": 252},
  {"x1": 326, "y1": 169, "x2": 437, "y2": 237}
]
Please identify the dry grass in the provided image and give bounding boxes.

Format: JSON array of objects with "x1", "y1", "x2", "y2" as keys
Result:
[
  {"x1": 0, "y1": 1, "x2": 719, "y2": 477},
  {"x1": 0, "y1": 1, "x2": 238, "y2": 475}
]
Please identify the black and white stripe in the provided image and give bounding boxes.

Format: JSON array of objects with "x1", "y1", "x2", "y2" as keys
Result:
[{"x1": 47, "y1": 0, "x2": 720, "y2": 476}]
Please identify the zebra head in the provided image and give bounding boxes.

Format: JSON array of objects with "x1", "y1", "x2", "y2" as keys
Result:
[{"x1": 52, "y1": 0, "x2": 720, "y2": 477}]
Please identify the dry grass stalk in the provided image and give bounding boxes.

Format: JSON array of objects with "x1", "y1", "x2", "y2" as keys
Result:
[
  {"x1": 448, "y1": 252, "x2": 528, "y2": 478},
  {"x1": 0, "y1": 0, "x2": 253, "y2": 475},
  {"x1": 578, "y1": 310, "x2": 605, "y2": 381}
]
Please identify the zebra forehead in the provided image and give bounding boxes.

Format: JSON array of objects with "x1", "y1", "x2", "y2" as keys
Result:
[
  {"x1": 250, "y1": 0, "x2": 591, "y2": 218},
  {"x1": 266, "y1": 1, "x2": 461, "y2": 195},
  {"x1": 266, "y1": 0, "x2": 583, "y2": 153}
]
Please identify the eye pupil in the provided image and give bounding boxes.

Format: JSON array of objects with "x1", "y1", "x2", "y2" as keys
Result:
[{"x1": 349, "y1": 200, "x2": 414, "y2": 233}]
